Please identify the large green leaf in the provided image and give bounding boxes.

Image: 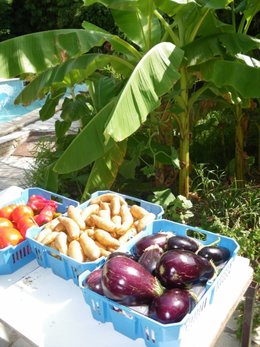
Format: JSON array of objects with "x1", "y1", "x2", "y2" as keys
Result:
[
  {"x1": 104, "y1": 42, "x2": 184, "y2": 142},
  {"x1": 54, "y1": 100, "x2": 117, "y2": 173},
  {"x1": 184, "y1": 33, "x2": 260, "y2": 66},
  {"x1": 199, "y1": 60, "x2": 260, "y2": 98},
  {"x1": 155, "y1": 0, "x2": 232, "y2": 13},
  {"x1": 83, "y1": 140, "x2": 127, "y2": 196},
  {"x1": 0, "y1": 29, "x2": 107, "y2": 78},
  {"x1": 112, "y1": 6, "x2": 161, "y2": 51},
  {"x1": 88, "y1": 76, "x2": 124, "y2": 112},
  {"x1": 15, "y1": 54, "x2": 133, "y2": 105}
]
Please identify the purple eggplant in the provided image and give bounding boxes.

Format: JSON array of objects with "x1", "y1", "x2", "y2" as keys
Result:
[
  {"x1": 83, "y1": 268, "x2": 104, "y2": 295},
  {"x1": 197, "y1": 246, "x2": 230, "y2": 266},
  {"x1": 167, "y1": 235, "x2": 199, "y2": 252},
  {"x1": 135, "y1": 232, "x2": 171, "y2": 257},
  {"x1": 138, "y1": 245, "x2": 163, "y2": 275},
  {"x1": 156, "y1": 249, "x2": 214, "y2": 288},
  {"x1": 101, "y1": 255, "x2": 164, "y2": 305},
  {"x1": 107, "y1": 251, "x2": 137, "y2": 261},
  {"x1": 149, "y1": 288, "x2": 193, "y2": 324}
]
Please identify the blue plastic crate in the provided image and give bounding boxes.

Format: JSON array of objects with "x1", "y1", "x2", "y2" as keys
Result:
[
  {"x1": 27, "y1": 190, "x2": 164, "y2": 284},
  {"x1": 78, "y1": 219, "x2": 239, "y2": 347},
  {"x1": 0, "y1": 187, "x2": 78, "y2": 275}
]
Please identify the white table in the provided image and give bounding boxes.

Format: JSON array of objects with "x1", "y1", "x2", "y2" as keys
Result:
[{"x1": 0, "y1": 187, "x2": 255, "y2": 347}]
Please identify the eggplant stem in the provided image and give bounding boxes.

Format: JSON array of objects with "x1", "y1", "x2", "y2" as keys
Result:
[
  {"x1": 195, "y1": 236, "x2": 221, "y2": 254},
  {"x1": 188, "y1": 290, "x2": 199, "y2": 304},
  {"x1": 154, "y1": 278, "x2": 165, "y2": 296},
  {"x1": 209, "y1": 260, "x2": 219, "y2": 281}
]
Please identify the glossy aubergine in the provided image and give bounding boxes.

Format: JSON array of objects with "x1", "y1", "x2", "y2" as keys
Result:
[
  {"x1": 138, "y1": 244, "x2": 163, "y2": 275},
  {"x1": 135, "y1": 232, "x2": 171, "y2": 257},
  {"x1": 84, "y1": 268, "x2": 104, "y2": 295},
  {"x1": 101, "y1": 255, "x2": 164, "y2": 305},
  {"x1": 149, "y1": 288, "x2": 193, "y2": 323},
  {"x1": 156, "y1": 249, "x2": 214, "y2": 288},
  {"x1": 167, "y1": 235, "x2": 199, "y2": 252},
  {"x1": 197, "y1": 246, "x2": 230, "y2": 266},
  {"x1": 107, "y1": 251, "x2": 138, "y2": 261}
]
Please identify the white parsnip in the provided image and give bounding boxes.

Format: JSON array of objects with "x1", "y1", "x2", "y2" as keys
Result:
[
  {"x1": 67, "y1": 205, "x2": 86, "y2": 229},
  {"x1": 98, "y1": 209, "x2": 111, "y2": 221},
  {"x1": 58, "y1": 216, "x2": 80, "y2": 240},
  {"x1": 130, "y1": 204, "x2": 149, "y2": 219},
  {"x1": 110, "y1": 196, "x2": 121, "y2": 216},
  {"x1": 41, "y1": 231, "x2": 60, "y2": 245},
  {"x1": 89, "y1": 214, "x2": 116, "y2": 233},
  {"x1": 135, "y1": 212, "x2": 156, "y2": 232},
  {"x1": 81, "y1": 203, "x2": 100, "y2": 221},
  {"x1": 94, "y1": 229, "x2": 120, "y2": 248},
  {"x1": 115, "y1": 204, "x2": 134, "y2": 235},
  {"x1": 35, "y1": 227, "x2": 52, "y2": 243},
  {"x1": 54, "y1": 232, "x2": 68, "y2": 255},
  {"x1": 79, "y1": 232, "x2": 101, "y2": 260},
  {"x1": 68, "y1": 240, "x2": 85, "y2": 262},
  {"x1": 90, "y1": 193, "x2": 127, "y2": 205},
  {"x1": 34, "y1": 191, "x2": 156, "y2": 264}
]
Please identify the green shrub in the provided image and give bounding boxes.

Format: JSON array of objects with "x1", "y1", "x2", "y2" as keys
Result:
[
  {"x1": 9, "y1": 0, "x2": 116, "y2": 37},
  {"x1": 0, "y1": 0, "x2": 12, "y2": 41}
]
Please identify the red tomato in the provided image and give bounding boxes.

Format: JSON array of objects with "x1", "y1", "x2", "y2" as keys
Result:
[
  {"x1": 0, "y1": 226, "x2": 24, "y2": 249},
  {"x1": 11, "y1": 205, "x2": 34, "y2": 223},
  {"x1": 0, "y1": 204, "x2": 17, "y2": 220},
  {"x1": 16, "y1": 216, "x2": 36, "y2": 238},
  {"x1": 0, "y1": 217, "x2": 13, "y2": 228}
]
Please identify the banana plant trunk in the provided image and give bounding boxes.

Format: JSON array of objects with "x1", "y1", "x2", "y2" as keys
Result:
[
  {"x1": 234, "y1": 104, "x2": 247, "y2": 188},
  {"x1": 178, "y1": 69, "x2": 190, "y2": 198},
  {"x1": 178, "y1": 111, "x2": 190, "y2": 197},
  {"x1": 257, "y1": 124, "x2": 260, "y2": 171}
]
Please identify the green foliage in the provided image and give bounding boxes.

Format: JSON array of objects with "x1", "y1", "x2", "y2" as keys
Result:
[
  {"x1": 0, "y1": 0, "x2": 12, "y2": 41},
  {"x1": 191, "y1": 110, "x2": 235, "y2": 168},
  {"x1": 0, "y1": 0, "x2": 259, "y2": 199},
  {"x1": 8, "y1": 0, "x2": 116, "y2": 38},
  {"x1": 152, "y1": 188, "x2": 194, "y2": 224},
  {"x1": 190, "y1": 164, "x2": 260, "y2": 281},
  {"x1": 23, "y1": 135, "x2": 91, "y2": 200},
  {"x1": 190, "y1": 163, "x2": 260, "y2": 341}
]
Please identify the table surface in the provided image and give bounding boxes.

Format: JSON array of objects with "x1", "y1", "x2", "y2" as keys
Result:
[{"x1": 0, "y1": 186, "x2": 254, "y2": 347}]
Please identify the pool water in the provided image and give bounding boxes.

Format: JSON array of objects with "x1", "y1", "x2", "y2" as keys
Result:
[
  {"x1": 0, "y1": 79, "x2": 88, "y2": 124},
  {"x1": 0, "y1": 78, "x2": 44, "y2": 123}
]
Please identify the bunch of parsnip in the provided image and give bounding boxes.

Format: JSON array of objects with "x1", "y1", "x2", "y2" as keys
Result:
[{"x1": 34, "y1": 193, "x2": 156, "y2": 262}]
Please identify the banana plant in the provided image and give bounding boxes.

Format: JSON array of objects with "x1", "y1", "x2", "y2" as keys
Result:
[{"x1": 0, "y1": 0, "x2": 259, "y2": 198}]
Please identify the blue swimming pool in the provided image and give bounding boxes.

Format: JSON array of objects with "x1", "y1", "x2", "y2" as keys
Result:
[
  {"x1": 0, "y1": 78, "x2": 45, "y2": 123},
  {"x1": 0, "y1": 78, "x2": 88, "y2": 124}
]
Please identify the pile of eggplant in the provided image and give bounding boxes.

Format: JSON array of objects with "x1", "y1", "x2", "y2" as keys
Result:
[{"x1": 83, "y1": 231, "x2": 231, "y2": 324}]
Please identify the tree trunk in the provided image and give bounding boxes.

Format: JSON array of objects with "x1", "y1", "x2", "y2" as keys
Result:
[
  {"x1": 178, "y1": 111, "x2": 190, "y2": 197},
  {"x1": 234, "y1": 104, "x2": 248, "y2": 188},
  {"x1": 178, "y1": 69, "x2": 190, "y2": 198}
]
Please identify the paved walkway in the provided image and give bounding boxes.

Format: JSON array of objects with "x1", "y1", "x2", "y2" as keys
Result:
[{"x1": 0, "y1": 115, "x2": 255, "y2": 347}]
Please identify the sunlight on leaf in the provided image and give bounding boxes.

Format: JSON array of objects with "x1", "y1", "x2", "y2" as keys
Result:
[{"x1": 104, "y1": 42, "x2": 184, "y2": 142}]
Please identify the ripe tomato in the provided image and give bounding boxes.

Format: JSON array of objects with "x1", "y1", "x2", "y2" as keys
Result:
[
  {"x1": 0, "y1": 204, "x2": 17, "y2": 219},
  {"x1": 0, "y1": 217, "x2": 13, "y2": 228},
  {"x1": 0, "y1": 226, "x2": 24, "y2": 249},
  {"x1": 11, "y1": 205, "x2": 34, "y2": 223},
  {"x1": 16, "y1": 216, "x2": 36, "y2": 238}
]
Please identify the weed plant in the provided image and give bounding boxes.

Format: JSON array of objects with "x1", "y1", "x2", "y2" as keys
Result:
[{"x1": 190, "y1": 163, "x2": 260, "y2": 340}]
